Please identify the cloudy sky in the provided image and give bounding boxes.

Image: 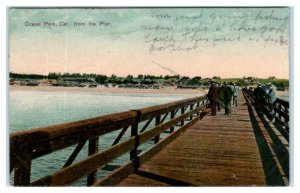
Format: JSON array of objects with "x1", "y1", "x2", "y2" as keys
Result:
[{"x1": 9, "y1": 8, "x2": 290, "y2": 79}]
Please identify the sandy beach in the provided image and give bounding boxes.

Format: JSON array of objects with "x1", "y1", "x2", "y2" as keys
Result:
[{"x1": 10, "y1": 85, "x2": 208, "y2": 95}]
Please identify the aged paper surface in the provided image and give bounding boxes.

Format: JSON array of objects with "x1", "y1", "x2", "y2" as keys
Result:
[{"x1": 8, "y1": 7, "x2": 291, "y2": 188}]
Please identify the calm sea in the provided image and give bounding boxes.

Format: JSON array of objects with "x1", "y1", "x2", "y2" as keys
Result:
[{"x1": 9, "y1": 90, "x2": 199, "y2": 186}]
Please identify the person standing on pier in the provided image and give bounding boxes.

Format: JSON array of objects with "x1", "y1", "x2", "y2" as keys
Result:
[
  {"x1": 253, "y1": 83, "x2": 265, "y2": 115},
  {"x1": 232, "y1": 83, "x2": 238, "y2": 107},
  {"x1": 224, "y1": 83, "x2": 233, "y2": 115},
  {"x1": 217, "y1": 84, "x2": 225, "y2": 111},
  {"x1": 208, "y1": 81, "x2": 218, "y2": 116},
  {"x1": 266, "y1": 83, "x2": 276, "y2": 123}
]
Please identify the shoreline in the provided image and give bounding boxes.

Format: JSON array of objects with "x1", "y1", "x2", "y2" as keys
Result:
[{"x1": 9, "y1": 85, "x2": 208, "y2": 95}]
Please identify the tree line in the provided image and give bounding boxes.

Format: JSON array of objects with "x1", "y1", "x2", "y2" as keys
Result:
[
  {"x1": 10, "y1": 72, "x2": 203, "y2": 84},
  {"x1": 9, "y1": 72, "x2": 288, "y2": 88}
]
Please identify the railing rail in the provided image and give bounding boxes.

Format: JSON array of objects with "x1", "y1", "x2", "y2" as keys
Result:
[
  {"x1": 10, "y1": 95, "x2": 209, "y2": 186},
  {"x1": 243, "y1": 88, "x2": 289, "y2": 139}
]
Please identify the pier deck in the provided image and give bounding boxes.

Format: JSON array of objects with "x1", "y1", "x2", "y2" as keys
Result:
[{"x1": 118, "y1": 93, "x2": 266, "y2": 186}]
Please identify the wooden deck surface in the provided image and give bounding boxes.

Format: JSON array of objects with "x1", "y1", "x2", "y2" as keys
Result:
[{"x1": 117, "y1": 92, "x2": 266, "y2": 186}]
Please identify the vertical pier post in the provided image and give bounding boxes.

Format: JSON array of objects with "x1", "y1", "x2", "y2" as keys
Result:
[
  {"x1": 14, "y1": 154, "x2": 31, "y2": 186},
  {"x1": 170, "y1": 110, "x2": 175, "y2": 133},
  {"x1": 190, "y1": 104, "x2": 194, "y2": 120},
  {"x1": 130, "y1": 122, "x2": 138, "y2": 160},
  {"x1": 154, "y1": 115, "x2": 161, "y2": 143},
  {"x1": 130, "y1": 110, "x2": 140, "y2": 171},
  {"x1": 87, "y1": 137, "x2": 99, "y2": 186},
  {"x1": 196, "y1": 102, "x2": 200, "y2": 117},
  {"x1": 181, "y1": 107, "x2": 185, "y2": 126},
  {"x1": 13, "y1": 139, "x2": 32, "y2": 186}
]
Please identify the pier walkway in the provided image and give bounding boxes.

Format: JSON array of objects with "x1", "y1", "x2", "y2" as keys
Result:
[
  {"x1": 118, "y1": 93, "x2": 266, "y2": 186},
  {"x1": 10, "y1": 89, "x2": 289, "y2": 186}
]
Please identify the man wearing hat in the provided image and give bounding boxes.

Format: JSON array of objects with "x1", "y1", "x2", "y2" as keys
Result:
[
  {"x1": 224, "y1": 82, "x2": 233, "y2": 115},
  {"x1": 266, "y1": 83, "x2": 276, "y2": 123},
  {"x1": 207, "y1": 80, "x2": 218, "y2": 116},
  {"x1": 217, "y1": 83, "x2": 225, "y2": 111},
  {"x1": 253, "y1": 83, "x2": 265, "y2": 115}
]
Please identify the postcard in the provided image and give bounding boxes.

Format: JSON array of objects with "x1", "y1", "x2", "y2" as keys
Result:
[{"x1": 8, "y1": 7, "x2": 290, "y2": 187}]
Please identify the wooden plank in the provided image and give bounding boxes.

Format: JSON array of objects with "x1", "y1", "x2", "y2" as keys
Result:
[
  {"x1": 118, "y1": 174, "x2": 169, "y2": 186},
  {"x1": 147, "y1": 154, "x2": 264, "y2": 167},
  {"x1": 160, "y1": 113, "x2": 169, "y2": 124},
  {"x1": 93, "y1": 161, "x2": 135, "y2": 186},
  {"x1": 139, "y1": 118, "x2": 153, "y2": 133},
  {"x1": 135, "y1": 169, "x2": 193, "y2": 186},
  {"x1": 63, "y1": 140, "x2": 87, "y2": 168},
  {"x1": 141, "y1": 163, "x2": 265, "y2": 180},
  {"x1": 10, "y1": 111, "x2": 137, "y2": 163},
  {"x1": 112, "y1": 126, "x2": 129, "y2": 145},
  {"x1": 137, "y1": 165, "x2": 265, "y2": 186},
  {"x1": 11, "y1": 111, "x2": 137, "y2": 138},
  {"x1": 31, "y1": 137, "x2": 136, "y2": 186}
]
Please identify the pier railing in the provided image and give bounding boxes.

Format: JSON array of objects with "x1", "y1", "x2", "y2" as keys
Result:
[
  {"x1": 243, "y1": 88, "x2": 289, "y2": 140},
  {"x1": 10, "y1": 95, "x2": 209, "y2": 186},
  {"x1": 243, "y1": 88, "x2": 289, "y2": 184}
]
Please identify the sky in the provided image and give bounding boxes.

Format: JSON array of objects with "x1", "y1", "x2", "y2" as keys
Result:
[{"x1": 8, "y1": 8, "x2": 290, "y2": 79}]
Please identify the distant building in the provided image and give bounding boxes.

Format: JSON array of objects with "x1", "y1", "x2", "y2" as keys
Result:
[
  {"x1": 9, "y1": 79, "x2": 16, "y2": 85},
  {"x1": 63, "y1": 77, "x2": 96, "y2": 82}
]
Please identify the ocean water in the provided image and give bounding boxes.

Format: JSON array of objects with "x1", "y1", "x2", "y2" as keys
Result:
[
  {"x1": 9, "y1": 90, "x2": 199, "y2": 186},
  {"x1": 276, "y1": 90, "x2": 289, "y2": 101}
]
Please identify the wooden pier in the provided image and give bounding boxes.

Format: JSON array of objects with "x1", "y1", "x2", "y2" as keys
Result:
[
  {"x1": 9, "y1": 89, "x2": 289, "y2": 186},
  {"x1": 118, "y1": 93, "x2": 265, "y2": 186}
]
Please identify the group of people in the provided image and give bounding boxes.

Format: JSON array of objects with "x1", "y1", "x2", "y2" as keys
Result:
[
  {"x1": 207, "y1": 81, "x2": 277, "y2": 122},
  {"x1": 207, "y1": 81, "x2": 239, "y2": 116},
  {"x1": 253, "y1": 83, "x2": 277, "y2": 123}
]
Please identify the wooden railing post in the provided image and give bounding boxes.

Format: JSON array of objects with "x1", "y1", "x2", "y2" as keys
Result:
[
  {"x1": 190, "y1": 104, "x2": 194, "y2": 120},
  {"x1": 12, "y1": 138, "x2": 32, "y2": 186},
  {"x1": 154, "y1": 115, "x2": 161, "y2": 143},
  {"x1": 170, "y1": 110, "x2": 175, "y2": 133},
  {"x1": 130, "y1": 110, "x2": 140, "y2": 161},
  {"x1": 284, "y1": 106, "x2": 289, "y2": 123},
  {"x1": 130, "y1": 124, "x2": 138, "y2": 160},
  {"x1": 196, "y1": 102, "x2": 200, "y2": 117},
  {"x1": 87, "y1": 137, "x2": 99, "y2": 186},
  {"x1": 181, "y1": 107, "x2": 185, "y2": 126},
  {"x1": 14, "y1": 153, "x2": 31, "y2": 186},
  {"x1": 278, "y1": 103, "x2": 282, "y2": 121}
]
